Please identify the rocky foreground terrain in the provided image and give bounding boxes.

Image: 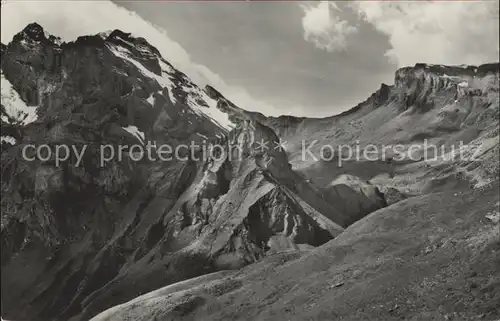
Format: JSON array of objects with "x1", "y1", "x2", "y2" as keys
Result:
[{"x1": 1, "y1": 24, "x2": 499, "y2": 321}]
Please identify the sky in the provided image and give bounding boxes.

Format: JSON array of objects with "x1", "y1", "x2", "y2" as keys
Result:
[{"x1": 1, "y1": 0, "x2": 499, "y2": 117}]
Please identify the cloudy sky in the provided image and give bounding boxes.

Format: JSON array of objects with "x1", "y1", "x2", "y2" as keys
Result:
[{"x1": 1, "y1": 1, "x2": 499, "y2": 117}]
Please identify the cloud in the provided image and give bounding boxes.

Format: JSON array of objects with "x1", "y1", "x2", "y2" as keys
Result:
[
  {"x1": 0, "y1": 0, "x2": 291, "y2": 116},
  {"x1": 350, "y1": 1, "x2": 500, "y2": 67},
  {"x1": 301, "y1": 1, "x2": 358, "y2": 52}
]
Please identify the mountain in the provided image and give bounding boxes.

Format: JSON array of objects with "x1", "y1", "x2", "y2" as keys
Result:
[
  {"x1": 90, "y1": 62, "x2": 500, "y2": 321},
  {"x1": 1, "y1": 23, "x2": 499, "y2": 321},
  {"x1": 0, "y1": 23, "x2": 393, "y2": 321},
  {"x1": 265, "y1": 63, "x2": 499, "y2": 193}
]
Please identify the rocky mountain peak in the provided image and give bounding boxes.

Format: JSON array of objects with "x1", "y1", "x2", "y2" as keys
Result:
[
  {"x1": 104, "y1": 29, "x2": 162, "y2": 58},
  {"x1": 20, "y1": 22, "x2": 46, "y2": 40},
  {"x1": 11, "y1": 22, "x2": 61, "y2": 47},
  {"x1": 108, "y1": 28, "x2": 132, "y2": 40}
]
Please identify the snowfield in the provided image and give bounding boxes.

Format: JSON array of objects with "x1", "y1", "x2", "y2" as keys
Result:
[{"x1": 1, "y1": 72, "x2": 38, "y2": 125}]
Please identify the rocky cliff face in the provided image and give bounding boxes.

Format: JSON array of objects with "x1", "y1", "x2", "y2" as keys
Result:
[
  {"x1": 0, "y1": 24, "x2": 361, "y2": 321},
  {"x1": 267, "y1": 63, "x2": 498, "y2": 154},
  {"x1": 394, "y1": 63, "x2": 499, "y2": 112}
]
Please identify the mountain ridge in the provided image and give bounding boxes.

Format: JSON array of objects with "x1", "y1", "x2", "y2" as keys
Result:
[
  {"x1": 0, "y1": 23, "x2": 394, "y2": 321},
  {"x1": 5, "y1": 23, "x2": 497, "y2": 121}
]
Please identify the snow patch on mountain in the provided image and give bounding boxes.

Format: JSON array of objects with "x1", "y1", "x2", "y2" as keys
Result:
[
  {"x1": 107, "y1": 44, "x2": 177, "y2": 104},
  {"x1": 184, "y1": 86, "x2": 233, "y2": 130},
  {"x1": 146, "y1": 94, "x2": 155, "y2": 106},
  {"x1": 98, "y1": 30, "x2": 113, "y2": 39},
  {"x1": 1, "y1": 135, "x2": 17, "y2": 145},
  {"x1": 122, "y1": 125, "x2": 145, "y2": 144},
  {"x1": 1, "y1": 72, "x2": 38, "y2": 125},
  {"x1": 197, "y1": 133, "x2": 208, "y2": 140}
]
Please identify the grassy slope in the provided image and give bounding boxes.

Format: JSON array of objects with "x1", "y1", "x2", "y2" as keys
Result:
[{"x1": 92, "y1": 182, "x2": 500, "y2": 321}]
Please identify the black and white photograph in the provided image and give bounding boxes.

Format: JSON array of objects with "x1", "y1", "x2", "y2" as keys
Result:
[{"x1": 1, "y1": 1, "x2": 499, "y2": 320}]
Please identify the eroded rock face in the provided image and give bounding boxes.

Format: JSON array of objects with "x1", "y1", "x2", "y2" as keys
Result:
[
  {"x1": 394, "y1": 63, "x2": 499, "y2": 112},
  {"x1": 260, "y1": 62, "x2": 498, "y2": 206},
  {"x1": 1, "y1": 24, "x2": 347, "y2": 321},
  {"x1": 378, "y1": 186, "x2": 407, "y2": 206}
]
